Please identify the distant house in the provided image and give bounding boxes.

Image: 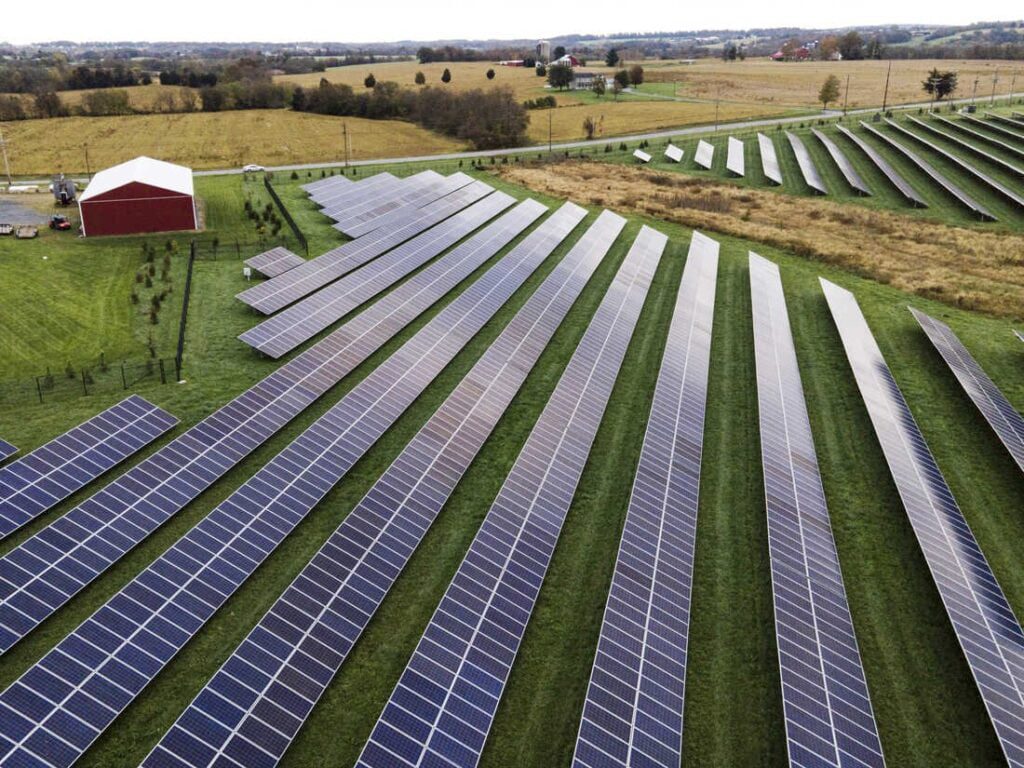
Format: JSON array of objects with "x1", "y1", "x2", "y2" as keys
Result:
[
  {"x1": 79, "y1": 156, "x2": 197, "y2": 237},
  {"x1": 498, "y1": 60, "x2": 525, "y2": 67},
  {"x1": 572, "y1": 72, "x2": 598, "y2": 89},
  {"x1": 771, "y1": 47, "x2": 810, "y2": 61}
]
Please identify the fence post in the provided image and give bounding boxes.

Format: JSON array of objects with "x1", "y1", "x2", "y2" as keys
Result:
[
  {"x1": 35, "y1": 377, "x2": 43, "y2": 404},
  {"x1": 121, "y1": 363, "x2": 127, "y2": 389},
  {"x1": 158, "y1": 359, "x2": 166, "y2": 385},
  {"x1": 175, "y1": 242, "x2": 196, "y2": 382},
  {"x1": 81, "y1": 370, "x2": 88, "y2": 395},
  {"x1": 263, "y1": 176, "x2": 309, "y2": 256}
]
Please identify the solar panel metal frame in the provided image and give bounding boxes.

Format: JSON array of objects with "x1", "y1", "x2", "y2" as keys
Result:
[
  {"x1": 0, "y1": 395, "x2": 178, "y2": 542},
  {"x1": 0, "y1": 442, "x2": 15, "y2": 464},
  {"x1": 355, "y1": 224, "x2": 664, "y2": 768},
  {"x1": 244, "y1": 247, "x2": 305, "y2": 279},
  {"x1": 964, "y1": 114, "x2": 1024, "y2": 144},
  {"x1": 327, "y1": 170, "x2": 442, "y2": 229},
  {"x1": 758, "y1": 133, "x2": 783, "y2": 185},
  {"x1": 726, "y1": 136, "x2": 745, "y2": 176},
  {"x1": 142, "y1": 204, "x2": 609, "y2": 768},
  {"x1": 0, "y1": 200, "x2": 559, "y2": 768},
  {"x1": 785, "y1": 131, "x2": 828, "y2": 194},
  {"x1": 935, "y1": 116, "x2": 1024, "y2": 162},
  {"x1": 1016, "y1": 330, "x2": 1024, "y2": 344},
  {"x1": 886, "y1": 118, "x2": 1024, "y2": 210},
  {"x1": 239, "y1": 191, "x2": 518, "y2": 359},
  {"x1": 822, "y1": 278, "x2": 1024, "y2": 768},
  {"x1": 911, "y1": 308, "x2": 1024, "y2": 474},
  {"x1": 694, "y1": 140, "x2": 714, "y2": 169},
  {"x1": 859, "y1": 121, "x2": 995, "y2": 220},
  {"x1": 811, "y1": 128, "x2": 871, "y2": 195},
  {"x1": 1012, "y1": 111, "x2": 1024, "y2": 124},
  {"x1": 835, "y1": 124, "x2": 926, "y2": 207},
  {"x1": 664, "y1": 144, "x2": 684, "y2": 163},
  {"x1": 634, "y1": 150, "x2": 652, "y2": 163},
  {"x1": 751, "y1": 255, "x2": 884, "y2": 768},
  {"x1": 910, "y1": 117, "x2": 1024, "y2": 178},
  {"x1": 572, "y1": 230, "x2": 718, "y2": 768},
  {"x1": 986, "y1": 112, "x2": 1024, "y2": 137},
  {"x1": 341, "y1": 172, "x2": 476, "y2": 239}
]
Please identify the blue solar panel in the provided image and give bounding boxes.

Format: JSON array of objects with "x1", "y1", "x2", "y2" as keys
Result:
[
  {"x1": 356, "y1": 224, "x2": 665, "y2": 768},
  {"x1": 822, "y1": 278, "x2": 1024, "y2": 768},
  {"x1": 244, "y1": 248, "x2": 305, "y2": 279},
  {"x1": 142, "y1": 203, "x2": 609, "y2": 768},
  {"x1": 324, "y1": 171, "x2": 439, "y2": 225},
  {"x1": 0, "y1": 200, "x2": 558, "y2": 768},
  {"x1": 339, "y1": 173, "x2": 475, "y2": 238},
  {"x1": 0, "y1": 441, "x2": 15, "y2": 464},
  {"x1": 0, "y1": 396, "x2": 177, "y2": 542},
  {"x1": 751, "y1": 256, "x2": 884, "y2": 768},
  {"x1": 572, "y1": 231, "x2": 718, "y2": 768},
  {"x1": 911, "y1": 308, "x2": 1024, "y2": 474}
]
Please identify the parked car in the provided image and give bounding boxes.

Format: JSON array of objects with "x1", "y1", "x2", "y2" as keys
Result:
[{"x1": 241, "y1": 164, "x2": 265, "y2": 173}]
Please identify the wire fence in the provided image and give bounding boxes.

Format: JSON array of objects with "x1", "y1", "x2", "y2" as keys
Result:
[
  {"x1": 0, "y1": 356, "x2": 180, "y2": 407},
  {"x1": 189, "y1": 234, "x2": 305, "y2": 260}
]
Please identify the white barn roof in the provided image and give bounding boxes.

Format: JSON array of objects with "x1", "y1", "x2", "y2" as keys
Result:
[{"x1": 79, "y1": 156, "x2": 194, "y2": 202}]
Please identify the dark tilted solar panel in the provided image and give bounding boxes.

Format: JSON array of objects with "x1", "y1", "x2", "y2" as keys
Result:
[
  {"x1": 142, "y1": 204, "x2": 604, "y2": 768},
  {"x1": 0, "y1": 200, "x2": 560, "y2": 768},
  {"x1": 356, "y1": 224, "x2": 664, "y2": 768},
  {"x1": 887, "y1": 118, "x2": 1024, "y2": 210},
  {"x1": 986, "y1": 112, "x2": 1024, "y2": 137},
  {"x1": 572, "y1": 231, "x2": 718, "y2": 768},
  {"x1": 1013, "y1": 111, "x2": 1024, "y2": 123},
  {"x1": 694, "y1": 140, "x2": 714, "y2": 169},
  {"x1": 237, "y1": 181, "x2": 495, "y2": 315},
  {"x1": 860, "y1": 121, "x2": 995, "y2": 220},
  {"x1": 0, "y1": 200, "x2": 525, "y2": 660},
  {"x1": 0, "y1": 441, "x2": 15, "y2": 464},
  {"x1": 909, "y1": 117, "x2": 1024, "y2": 178},
  {"x1": 751, "y1": 255, "x2": 884, "y2": 768},
  {"x1": 758, "y1": 133, "x2": 783, "y2": 185},
  {"x1": 240, "y1": 191, "x2": 518, "y2": 358},
  {"x1": 835, "y1": 124, "x2": 926, "y2": 207},
  {"x1": 811, "y1": 128, "x2": 872, "y2": 196},
  {"x1": 301, "y1": 174, "x2": 350, "y2": 194},
  {"x1": 785, "y1": 131, "x2": 828, "y2": 194},
  {"x1": 341, "y1": 173, "x2": 477, "y2": 239},
  {"x1": 0, "y1": 395, "x2": 178, "y2": 541},
  {"x1": 323, "y1": 170, "x2": 439, "y2": 225},
  {"x1": 965, "y1": 114, "x2": 1024, "y2": 144},
  {"x1": 912, "y1": 308, "x2": 1024, "y2": 473},
  {"x1": 936, "y1": 116, "x2": 1024, "y2": 162},
  {"x1": 310, "y1": 172, "x2": 396, "y2": 208},
  {"x1": 727, "y1": 137, "x2": 745, "y2": 176},
  {"x1": 822, "y1": 278, "x2": 1024, "y2": 768},
  {"x1": 244, "y1": 247, "x2": 305, "y2": 279}
]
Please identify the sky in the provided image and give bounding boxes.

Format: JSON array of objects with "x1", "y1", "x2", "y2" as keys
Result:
[{"x1": 2, "y1": 1, "x2": 1021, "y2": 45}]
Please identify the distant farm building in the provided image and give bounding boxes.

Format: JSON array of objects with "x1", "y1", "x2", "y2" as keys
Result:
[
  {"x1": 554, "y1": 54, "x2": 581, "y2": 68},
  {"x1": 78, "y1": 156, "x2": 197, "y2": 237},
  {"x1": 536, "y1": 40, "x2": 552, "y2": 63},
  {"x1": 498, "y1": 60, "x2": 526, "y2": 67}
]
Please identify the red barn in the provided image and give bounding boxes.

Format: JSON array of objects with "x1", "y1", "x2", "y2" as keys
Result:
[{"x1": 78, "y1": 156, "x2": 197, "y2": 237}]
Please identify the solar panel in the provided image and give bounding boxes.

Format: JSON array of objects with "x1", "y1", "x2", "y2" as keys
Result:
[
  {"x1": 964, "y1": 114, "x2": 1024, "y2": 144},
  {"x1": 244, "y1": 248, "x2": 305, "y2": 279},
  {"x1": 751, "y1": 255, "x2": 884, "y2": 768},
  {"x1": 726, "y1": 137, "x2": 745, "y2": 176},
  {"x1": 142, "y1": 204, "x2": 609, "y2": 768},
  {"x1": 356, "y1": 224, "x2": 664, "y2": 768},
  {"x1": 811, "y1": 128, "x2": 871, "y2": 196},
  {"x1": 240, "y1": 192, "x2": 519, "y2": 359},
  {"x1": 758, "y1": 133, "x2": 783, "y2": 185},
  {"x1": 311, "y1": 172, "x2": 398, "y2": 209},
  {"x1": 694, "y1": 140, "x2": 714, "y2": 169},
  {"x1": 302, "y1": 174, "x2": 350, "y2": 194},
  {"x1": 341, "y1": 173, "x2": 476, "y2": 239},
  {"x1": 911, "y1": 308, "x2": 1024, "y2": 473},
  {"x1": 326, "y1": 171, "x2": 441, "y2": 227},
  {"x1": 935, "y1": 116, "x2": 1024, "y2": 162},
  {"x1": 886, "y1": 118, "x2": 1024, "y2": 211},
  {"x1": 572, "y1": 230, "x2": 718, "y2": 768},
  {"x1": 634, "y1": 150, "x2": 652, "y2": 163},
  {"x1": 821, "y1": 278, "x2": 1024, "y2": 768},
  {"x1": 785, "y1": 132, "x2": 827, "y2": 194},
  {"x1": 665, "y1": 144, "x2": 684, "y2": 163},
  {"x1": 909, "y1": 117, "x2": 1024, "y2": 178},
  {"x1": 986, "y1": 112, "x2": 1024, "y2": 137},
  {"x1": 0, "y1": 441, "x2": 15, "y2": 464},
  {"x1": 1012, "y1": 111, "x2": 1024, "y2": 124},
  {"x1": 835, "y1": 124, "x2": 926, "y2": 207},
  {"x1": 859, "y1": 121, "x2": 995, "y2": 220},
  {"x1": 237, "y1": 181, "x2": 495, "y2": 315},
  {"x1": 0, "y1": 199, "x2": 565, "y2": 768},
  {"x1": 0, "y1": 201, "x2": 535, "y2": 659},
  {"x1": 0, "y1": 395, "x2": 178, "y2": 541},
  {"x1": 1016, "y1": 330, "x2": 1024, "y2": 344}
]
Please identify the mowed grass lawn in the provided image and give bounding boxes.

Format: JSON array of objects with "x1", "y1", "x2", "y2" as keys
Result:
[{"x1": 0, "y1": 168, "x2": 1020, "y2": 768}]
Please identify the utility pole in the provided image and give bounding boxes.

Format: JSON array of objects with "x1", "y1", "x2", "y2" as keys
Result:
[
  {"x1": 714, "y1": 86, "x2": 721, "y2": 133},
  {"x1": 0, "y1": 126, "x2": 11, "y2": 186},
  {"x1": 342, "y1": 122, "x2": 350, "y2": 168},
  {"x1": 972, "y1": 77, "x2": 979, "y2": 105},
  {"x1": 548, "y1": 109, "x2": 552, "y2": 153},
  {"x1": 84, "y1": 145, "x2": 91, "y2": 179},
  {"x1": 881, "y1": 60, "x2": 892, "y2": 113},
  {"x1": 928, "y1": 75, "x2": 940, "y2": 113},
  {"x1": 842, "y1": 74, "x2": 851, "y2": 116},
  {"x1": 991, "y1": 69, "x2": 999, "y2": 106},
  {"x1": 1011, "y1": 70, "x2": 1019, "y2": 101}
]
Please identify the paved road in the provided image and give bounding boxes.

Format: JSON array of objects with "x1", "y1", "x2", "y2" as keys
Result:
[{"x1": 8, "y1": 92, "x2": 1022, "y2": 186}]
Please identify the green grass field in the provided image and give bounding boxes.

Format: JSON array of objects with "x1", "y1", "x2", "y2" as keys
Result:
[{"x1": 0, "y1": 156, "x2": 1021, "y2": 768}]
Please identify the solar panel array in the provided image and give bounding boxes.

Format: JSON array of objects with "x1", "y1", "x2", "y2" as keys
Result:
[
  {"x1": 1016, "y1": 330, "x2": 1024, "y2": 344},
  {"x1": 750, "y1": 255, "x2": 884, "y2": 768},
  {"x1": 239, "y1": 191, "x2": 519, "y2": 358},
  {"x1": 237, "y1": 181, "x2": 495, "y2": 315},
  {"x1": 357, "y1": 224, "x2": 664, "y2": 768},
  {"x1": 301, "y1": 174, "x2": 350, "y2": 195},
  {"x1": 665, "y1": 144, "x2": 684, "y2": 163},
  {"x1": 785, "y1": 132, "x2": 828, "y2": 194},
  {"x1": 965, "y1": 114, "x2": 1024, "y2": 144},
  {"x1": 0, "y1": 395, "x2": 178, "y2": 542},
  {"x1": 859, "y1": 121, "x2": 995, "y2": 220},
  {"x1": 986, "y1": 112, "x2": 1024, "y2": 136},
  {"x1": 694, "y1": 140, "x2": 714, "y2": 170},
  {"x1": 142, "y1": 204, "x2": 611, "y2": 768},
  {"x1": 936, "y1": 116, "x2": 1024, "y2": 162},
  {"x1": 327, "y1": 171, "x2": 440, "y2": 228},
  {"x1": 572, "y1": 231, "x2": 719, "y2": 768},
  {"x1": 758, "y1": 133, "x2": 783, "y2": 185},
  {"x1": 911, "y1": 308, "x2": 1024, "y2": 474},
  {"x1": 1012, "y1": 111, "x2": 1024, "y2": 123},
  {"x1": 318, "y1": 174, "x2": 405, "y2": 218},
  {"x1": 0, "y1": 441, "x2": 15, "y2": 464},
  {"x1": 908, "y1": 117, "x2": 1024, "y2": 179},
  {"x1": 727, "y1": 137, "x2": 745, "y2": 176},
  {"x1": 886, "y1": 118, "x2": 1024, "y2": 211},
  {"x1": 311, "y1": 173, "x2": 395, "y2": 209},
  {"x1": 0, "y1": 200, "x2": 561, "y2": 768},
  {"x1": 244, "y1": 248, "x2": 305, "y2": 279},
  {"x1": 835, "y1": 124, "x2": 926, "y2": 207},
  {"x1": 811, "y1": 128, "x2": 871, "y2": 196},
  {"x1": 821, "y1": 278, "x2": 1024, "y2": 768},
  {"x1": 342, "y1": 173, "x2": 476, "y2": 239}
]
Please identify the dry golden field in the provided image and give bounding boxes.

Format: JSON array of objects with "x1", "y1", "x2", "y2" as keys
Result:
[
  {"x1": 8, "y1": 84, "x2": 199, "y2": 113},
  {"x1": 0, "y1": 110, "x2": 464, "y2": 174},
  {"x1": 500, "y1": 162, "x2": 1024, "y2": 318}
]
